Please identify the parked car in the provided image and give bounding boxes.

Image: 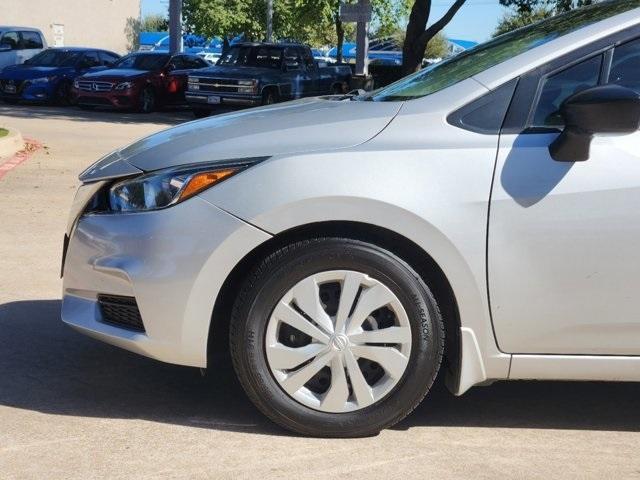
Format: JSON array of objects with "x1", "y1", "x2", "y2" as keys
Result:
[
  {"x1": 72, "y1": 52, "x2": 209, "y2": 113},
  {"x1": 185, "y1": 42, "x2": 352, "y2": 117},
  {"x1": 0, "y1": 47, "x2": 119, "y2": 105},
  {"x1": 0, "y1": 27, "x2": 46, "y2": 70},
  {"x1": 62, "y1": 1, "x2": 640, "y2": 437}
]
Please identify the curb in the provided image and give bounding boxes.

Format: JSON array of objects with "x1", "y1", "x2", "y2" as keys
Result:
[{"x1": 0, "y1": 128, "x2": 25, "y2": 158}]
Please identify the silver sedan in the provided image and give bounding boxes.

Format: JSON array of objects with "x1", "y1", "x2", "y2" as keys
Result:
[{"x1": 62, "y1": 1, "x2": 640, "y2": 437}]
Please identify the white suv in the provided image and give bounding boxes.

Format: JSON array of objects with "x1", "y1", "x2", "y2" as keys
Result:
[{"x1": 0, "y1": 27, "x2": 46, "y2": 70}]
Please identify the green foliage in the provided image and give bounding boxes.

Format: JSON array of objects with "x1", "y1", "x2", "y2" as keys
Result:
[
  {"x1": 494, "y1": 7, "x2": 552, "y2": 36},
  {"x1": 141, "y1": 14, "x2": 170, "y2": 32},
  {"x1": 424, "y1": 32, "x2": 449, "y2": 59},
  {"x1": 182, "y1": 0, "x2": 409, "y2": 47},
  {"x1": 498, "y1": 0, "x2": 595, "y2": 14}
]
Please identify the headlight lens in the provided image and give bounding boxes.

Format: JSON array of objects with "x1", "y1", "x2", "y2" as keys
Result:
[
  {"x1": 73, "y1": 79, "x2": 80, "y2": 89},
  {"x1": 115, "y1": 81, "x2": 133, "y2": 90},
  {"x1": 108, "y1": 165, "x2": 239, "y2": 213}
]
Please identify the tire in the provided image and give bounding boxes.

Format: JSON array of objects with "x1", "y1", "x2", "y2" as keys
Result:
[
  {"x1": 138, "y1": 87, "x2": 156, "y2": 113},
  {"x1": 261, "y1": 88, "x2": 277, "y2": 106},
  {"x1": 230, "y1": 238, "x2": 444, "y2": 437},
  {"x1": 54, "y1": 80, "x2": 72, "y2": 106},
  {"x1": 192, "y1": 108, "x2": 210, "y2": 119},
  {"x1": 331, "y1": 83, "x2": 345, "y2": 94}
]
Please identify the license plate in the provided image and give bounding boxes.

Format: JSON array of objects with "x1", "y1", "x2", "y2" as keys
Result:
[
  {"x1": 207, "y1": 95, "x2": 221, "y2": 104},
  {"x1": 4, "y1": 85, "x2": 16, "y2": 94}
]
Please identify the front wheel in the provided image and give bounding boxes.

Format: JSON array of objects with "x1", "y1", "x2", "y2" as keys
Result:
[
  {"x1": 261, "y1": 88, "x2": 277, "y2": 106},
  {"x1": 230, "y1": 238, "x2": 444, "y2": 437}
]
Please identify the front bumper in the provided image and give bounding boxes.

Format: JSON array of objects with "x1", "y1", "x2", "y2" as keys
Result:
[
  {"x1": 73, "y1": 88, "x2": 137, "y2": 109},
  {"x1": 185, "y1": 92, "x2": 261, "y2": 108},
  {"x1": 62, "y1": 185, "x2": 271, "y2": 367},
  {"x1": 0, "y1": 79, "x2": 55, "y2": 102}
]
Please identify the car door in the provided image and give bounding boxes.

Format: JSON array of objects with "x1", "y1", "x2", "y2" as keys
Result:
[
  {"x1": 164, "y1": 55, "x2": 189, "y2": 103},
  {"x1": 19, "y1": 31, "x2": 44, "y2": 63},
  {"x1": 299, "y1": 47, "x2": 320, "y2": 95},
  {"x1": 489, "y1": 35, "x2": 640, "y2": 356},
  {"x1": 0, "y1": 31, "x2": 20, "y2": 68},
  {"x1": 283, "y1": 47, "x2": 310, "y2": 99}
]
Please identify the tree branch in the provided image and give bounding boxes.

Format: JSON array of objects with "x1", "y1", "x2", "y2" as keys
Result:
[{"x1": 417, "y1": 0, "x2": 467, "y2": 50}]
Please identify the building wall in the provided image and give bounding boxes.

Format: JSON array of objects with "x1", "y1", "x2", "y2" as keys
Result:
[{"x1": 1, "y1": 0, "x2": 141, "y2": 54}]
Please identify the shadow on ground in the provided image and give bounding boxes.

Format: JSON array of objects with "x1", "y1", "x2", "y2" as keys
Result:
[
  {"x1": 2, "y1": 299, "x2": 639, "y2": 437},
  {"x1": 0, "y1": 103, "x2": 234, "y2": 126}
]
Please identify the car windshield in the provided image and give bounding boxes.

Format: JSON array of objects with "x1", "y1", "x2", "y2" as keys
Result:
[
  {"x1": 365, "y1": 0, "x2": 640, "y2": 102},
  {"x1": 217, "y1": 46, "x2": 283, "y2": 69},
  {"x1": 113, "y1": 54, "x2": 170, "y2": 71},
  {"x1": 25, "y1": 50, "x2": 80, "y2": 67}
]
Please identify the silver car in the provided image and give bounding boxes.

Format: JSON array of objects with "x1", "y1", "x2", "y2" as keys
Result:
[{"x1": 62, "y1": 1, "x2": 640, "y2": 437}]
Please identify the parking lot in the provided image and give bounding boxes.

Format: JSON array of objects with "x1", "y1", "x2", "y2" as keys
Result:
[{"x1": 1, "y1": 103, "x2": 640, "y2": 479}]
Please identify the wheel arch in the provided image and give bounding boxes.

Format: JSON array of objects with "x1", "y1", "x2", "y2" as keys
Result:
[{"x1": 208, "y1": 220, "x2": 463, "y2": 393}]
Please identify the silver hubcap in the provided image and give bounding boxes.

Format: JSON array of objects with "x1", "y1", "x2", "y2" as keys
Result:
[{"x1": 265, "y1": 270, "x2": 412, "y2": 413}]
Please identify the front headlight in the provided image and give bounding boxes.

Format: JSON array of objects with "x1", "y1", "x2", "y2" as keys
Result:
[
  {"x1": 108, "y1": 164, "x2": 246, "y2": 213},
  {"x1": 115, "y1": 81, "x2": 133, "y2": 90},
  {"x1": 73, "y1": 79, "x2": 80, "y2": 89},
  {"x1": 237, "y1": 79, "x2": 257, "y2": 94}
]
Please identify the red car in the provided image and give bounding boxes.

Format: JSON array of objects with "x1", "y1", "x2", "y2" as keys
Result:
[{"x1": 72, "y1": 52, "x2": 209, "y2": 112}]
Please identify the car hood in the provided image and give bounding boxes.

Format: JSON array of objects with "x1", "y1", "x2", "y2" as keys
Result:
[
  {"x1": 80, "y1": 97, "x2": 402, "y2": 180},
  {"x1": 1, "y1": 65, "x2": 71, "y2": 80},
  {"x1": 80, "y1": 68, "x2": 149, "y2": 80},
  {"x1": 194, "y1": 65, "x2": 280, "y2": 79}
]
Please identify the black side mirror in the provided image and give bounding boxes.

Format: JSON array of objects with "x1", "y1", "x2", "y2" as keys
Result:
[{"x1": 550, "y1": 84, "x2": 640, "y2": 162}]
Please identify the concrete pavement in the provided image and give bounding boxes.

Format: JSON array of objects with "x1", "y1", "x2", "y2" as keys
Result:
[{"x1": 1, "y1": 103, "x2": 639, "y2": 480}]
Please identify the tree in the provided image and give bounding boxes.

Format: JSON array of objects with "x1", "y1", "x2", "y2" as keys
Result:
[
  {"x1": 141, "y1": 14, "x2": 170, "y2": 32},
  {"x1": 494, "y1": 7, "x2": 551, "y2": 37},
  {"x1": 402, "y1": 0, "x2": 467, "y2": 75},
  {"x1": 498, "y1": 0, "x2": 595, "y2": 14},
  {"x1": 494, "y1": 0, "x2": 597, "y2": 36}
]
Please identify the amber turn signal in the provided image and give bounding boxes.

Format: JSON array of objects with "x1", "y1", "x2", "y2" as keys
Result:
[{"x1": 178, "y1": 168, "x2": 238, "y2": 201}]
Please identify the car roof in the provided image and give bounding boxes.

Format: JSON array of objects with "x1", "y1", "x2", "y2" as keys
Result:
[{"x1": 0, "y1": 26, "x2": 43, "y2": 32}]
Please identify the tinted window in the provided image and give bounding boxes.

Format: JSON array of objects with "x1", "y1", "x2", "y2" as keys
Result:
[
  {"x1": 300, "y1": 48, "x2": 314, "y2": 68},
  {"x1": 20, "y1": 31, "x2": 43, "y2": 49},
  {"x1": 168, "y1": 55, "x2": 187, "y2": 70},
  {"x1": 531, "y1": 55, "x2": 602, "y2": 127},
  {"x1": 99, "y1": 51, "x2": 120, "y2": 66},
  {"x1": 0, "y1": 31, "x2": 19, "y2": 49},
  {"x1": 114, "y1": 54, "x2": 170, "y2": 70},
  {"x1": 218, "y1": 46, "x2": 282, "y2": 69},
  {"x1": 609, "y1": 38, "x2": 640, "y2": 89},
  {"x1": 283, "y1": 47, "x2": 301, "y2": 69},
  {"x1": 184, "y1": 55, "x2": 207, "y2": 69},
  {"x1": 25, "y1": 49, "x2": 80, "y2": 67},
  {"x1": 79, "y1": 51, "x2": 102, "y2": 68},
  {"x1": 365, "y1": 1, "x2": 640, "y2": 102}
]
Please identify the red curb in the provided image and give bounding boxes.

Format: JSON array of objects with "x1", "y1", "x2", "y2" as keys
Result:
[{"x1": 0, "y1": 138, "x2": 42, "y2": 181}]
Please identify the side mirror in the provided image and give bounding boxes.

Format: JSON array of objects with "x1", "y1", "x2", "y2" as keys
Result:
[
  {"x1": 550, "y1": 84, "x2": 640, "y2": 162},
  {"x1": 0, "y1": 44, "x2": 12, "y2": 52}
]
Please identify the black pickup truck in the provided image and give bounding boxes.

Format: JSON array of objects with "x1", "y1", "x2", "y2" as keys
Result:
[{"x1": 185, "y1": 42, "x2": 352, "y2": 116}]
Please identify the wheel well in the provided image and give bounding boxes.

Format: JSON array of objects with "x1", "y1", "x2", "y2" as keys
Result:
[
  {"x1": 208, "y1": 221, "x2": 461, "y2": 389},
  {"x1": 261, "y1": 85, "x2": 279, "y2": 98}
]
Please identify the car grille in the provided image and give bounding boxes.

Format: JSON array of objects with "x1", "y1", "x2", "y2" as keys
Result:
[
  {"x1": 77, "y1": 80, "x2": 114, "y2": 92},
  {"x1": 0, "y1": 79, "x2": 24, "y2": 94},
  {"x1": 189, "y1": 77, "x2": 241, "y2": 93},
  {"x1": 98, "y1": 295, "x2": 145, "y2": 332}
]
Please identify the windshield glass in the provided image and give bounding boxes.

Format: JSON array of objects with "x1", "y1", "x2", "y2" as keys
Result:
[
  {"x1": 366, "y1": 0, "x2": 640, "y2": 102},
  {"x1": 113, "y1": 54, "x2": 170, "y2": 71},
  {"x1": 217, "y1": 46, "x2": 283, "y2": 69},
  {"x1": 25, "y1": 50, "x2": 80, "y2": 67}
]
